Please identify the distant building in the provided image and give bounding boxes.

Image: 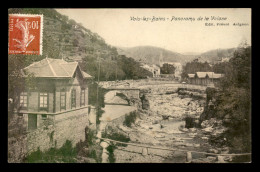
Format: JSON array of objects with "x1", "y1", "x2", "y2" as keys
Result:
[
  {"x1": 187, "y1": 72, "x2": 224, "y2": 86},
  {"x1": 141, "y1": 64, "x2": 160, "y2": 77}
]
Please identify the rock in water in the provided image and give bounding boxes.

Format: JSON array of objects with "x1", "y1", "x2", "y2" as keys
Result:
[
  {"x1": 142, "y1": 148, "x2": 148, "y2": 156},
  {"x1": 217, "y1": 156, "x2": 225, "y2": 163},
  {"x1": 100, "y1": 141, "x2": 109, "y2": 148},
  {"x1": 201, "y1": 137, "x2": 208, "y2": 140},
  {"x1": 194, "y1": 144, "x2": 200, "y2": 148}
]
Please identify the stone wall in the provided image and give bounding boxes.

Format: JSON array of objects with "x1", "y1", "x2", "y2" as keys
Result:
[
  {"x1": 27, "y1": 107, "x2": 90, "y2": 153},
  {"x1": 8, "y1": 107, "x2": 93, "y2": 162}
]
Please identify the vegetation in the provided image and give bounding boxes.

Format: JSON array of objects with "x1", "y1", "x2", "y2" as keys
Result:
[
  {"x1": 160, "y1": 63, "x2": 176, "y2": 74},
  {"x1": 87, "y1": 82, "x2": 107, "y2": 125},
  {"x1": 102, "y1": 126, "x2": 130, "y2": 147},
  {"x1": 106, "y1": 144, "x2": 116, "y2": 163},
  {"x1": 181, "y1": 60, "x2": 212, "y2": 80},
  {"x1": 201, "y1": 42, "x2": 251, "y2": 158},
  {"x1": 215, "y1": 44, "x2": 251, "y2": 154},
  {"x1": 123, "y1": 111, "x2": 139, "y2": 127},
  {"x1": 80, "y1": 54, "x2": 153, "y2": 81},
  {"x1": 25, "y1": 140, "x2": 77, "y2": 163},
  {"x1": 26, "y1": 128, "x2": 103, "y2": 163},
  {"x1": 101, "y1": 125, "x2": 131, "y2": 163}
]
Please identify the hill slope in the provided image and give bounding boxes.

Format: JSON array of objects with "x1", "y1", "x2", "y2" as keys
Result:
[
  {"x1": 196, "y1": 48, "x2": 236, "y2": 63},
  {"x1": 117, "y1": 46, "x2": 196, "y2": 65},
  {"x1": 117, "y1": 46, "x2": 237, "y2": 65}
]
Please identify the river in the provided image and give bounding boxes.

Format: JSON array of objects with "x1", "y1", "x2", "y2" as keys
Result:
[{"x1": 97, "y1": 80, "x2": 222, "y2": 163}]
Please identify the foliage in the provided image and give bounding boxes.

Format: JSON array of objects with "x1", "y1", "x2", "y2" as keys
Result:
[
  {"x1": 206, "y1": 44, "x2": 251, "y2": 154},
  {"x1": 212, "y1": 62, "x2": 231, "y2": 74},
  {"x1": 123, "y1": 111, "x2": 138, "y2": 127},
  {"x1": 115, "y1": 55, "x2": 153, "y2": 80},
  {"x1": 85, "y1": 127, "x2": 96, "y2": 146},
  {"x1": 102, "y1": 126, "x2": 130, "y2": 147},
  {"x1": 106, "y1": 144, "x2": 116, "y2": 163},
  {"x1": 160, "y1": 63, "x2": 176, "y2": 74},
  {"x1": 87, "y1": 82, "x2": 107, "y2": 125},
  {"x1": 25, "y1": 140, "x2": 77, "y2": 163},
  {"x1": 86, "y1": 146, "x2": 102, "y2": 163},
  {"x1": 181, "y1": 60, "x2": 212, "y2": 80}
]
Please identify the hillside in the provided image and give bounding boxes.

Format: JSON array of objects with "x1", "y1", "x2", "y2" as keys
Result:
[
  {"x1": 117, "y1": 46, "x2": 196, "y2": 65},
  {"x1": 117, "y1": 46, "x2": 237, "y2": 65},
  {"x1": 196, "y1": 48, "x2": 236, "y2": 63}
]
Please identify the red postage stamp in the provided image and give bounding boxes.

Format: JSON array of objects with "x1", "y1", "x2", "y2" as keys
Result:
[{"x1": 8, "y1": 14, "x2": 43, "y2": 55}]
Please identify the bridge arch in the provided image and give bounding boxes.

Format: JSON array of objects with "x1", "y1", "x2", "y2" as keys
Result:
[{"x1": 104, "y1": 88, "x2": 140, "y2": 106}]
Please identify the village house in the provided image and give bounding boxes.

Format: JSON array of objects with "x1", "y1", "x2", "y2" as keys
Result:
[
  {"x1": 187, "y1": 72, "x2": 224, "y2": 86},
  {"x1": 141, "y1": 64, "x2": 161, "y2": 77},
  {"x1": 14, "y1": 57, "x2": 95, "y2": 153}
]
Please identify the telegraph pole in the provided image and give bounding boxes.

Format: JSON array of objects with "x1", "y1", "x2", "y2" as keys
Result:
[
  {"x1": 116, "y1": 60, "x2": 118, "y2": 81},
  {"x1": 96, "y1": 52, "x2": 101, "y2": 107}
]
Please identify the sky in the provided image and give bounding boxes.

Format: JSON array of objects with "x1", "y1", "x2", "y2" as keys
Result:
[{"x1": 56, "y1": 8, "x2": 251, "y2": 54}]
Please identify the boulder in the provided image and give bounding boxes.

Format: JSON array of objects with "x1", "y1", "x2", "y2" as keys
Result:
[
  {"x1": 207, "y1": 156, "x2": 217, "y2": 161},
  {"x1": 100, "y1": 141, "x2": 109, "y2": 148},
  {"x1": 202, "y1": 127, "x2": 214, "y2": 133},
  {"x1": 185, "y1": 143, "x2": 193, "y2": 147},
  {"x1": 208, "y1": 148, "x2": 219, "y2": 154},
  {"x1": 188, "y1": 133, "x2": 197, "y2": 137},
  {"x1": 181, "y1": 128, "x2": 189, "y2": 132},
  {"x1": 194, "y1": 144, "x2": 200, "y2": 148},
  {"x1": 201, "y1": 137, "x2": 208, "y2": 140},
  {"x1": 189, "y1": 128, "x2": 197, "y2": 132},
  {"x1": 162, "y1": 115, "x2": 169, "y2": 120},
  {"x1": 140, "y1": 123, "x2": 150, "y2": 130},
  {"x1": 154, "y1": 134, "x2": 165, "y2": 138}
]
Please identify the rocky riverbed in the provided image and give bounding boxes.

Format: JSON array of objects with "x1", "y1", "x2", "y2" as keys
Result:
[{"x1": 105, "y1": 83, "x2": 231, "y2": 163}]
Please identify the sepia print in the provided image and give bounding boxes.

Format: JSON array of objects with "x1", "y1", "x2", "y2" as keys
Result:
[{"x1": 8, "y1": 8, "x2": 251, "y2": 163}]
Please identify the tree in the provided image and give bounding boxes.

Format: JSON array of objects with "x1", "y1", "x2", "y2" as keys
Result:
[
  {"x1": 181, "y1": 61, "x2": 212, "y2": 79},
  {"x1": 213, "y1": 43, "x2": 251, "y2": 154},
  {"x1": 160, "y1": 63, "x2": 176, "y2": 74}
]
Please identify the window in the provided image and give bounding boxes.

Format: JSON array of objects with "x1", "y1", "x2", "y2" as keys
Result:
[
  {"x1": 39, "y1": 92, "x2": 48, "y2": 110},
  {"x1": 28, "y1": 114, "x2": 37, "y2": 131},
  {"x1": 71, "y1": 89, "x2": 76, "y2": 108},
  {"x1": 80, "y1": 89, "x2": 85, "y2": 106},
  {"x1": 20, "y1": 92, "x2": 28, "y2": 109},
  {"x1": 60, "y1": 89, "x2": 66, "y2": 110},
  {"x1": 41, "y1": 114, "x2": 47, "y2": 120}
]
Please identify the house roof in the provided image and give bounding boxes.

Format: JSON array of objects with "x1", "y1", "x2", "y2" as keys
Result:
[
  {"x1": 194, "y1": 72, "x2": 224, "y2": 79},
  {"x1": 188, "y1": 74, "x2": 195, "y2": 78},
  {"x1": 22, "y1": 58, "x2": 92, "y2": 79},
  {"x1": 82, "y1": 71, "x2": 93, "y2": 78},
  {"x1": 207, "y1": 73, "x2": 224, "y2": 79},
  {"x1": 196, "y1": 72, "x2": 214, "y2": 78}
]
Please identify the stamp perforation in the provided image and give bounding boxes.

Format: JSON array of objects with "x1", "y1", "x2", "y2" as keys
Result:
[{"x1": 8, "y1": 13, "x2": 44, "y2": 55}]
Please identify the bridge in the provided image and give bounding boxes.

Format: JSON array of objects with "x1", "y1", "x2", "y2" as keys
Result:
[{"x1": 104, "y1": 87, "x2": 141, "y2": 105}]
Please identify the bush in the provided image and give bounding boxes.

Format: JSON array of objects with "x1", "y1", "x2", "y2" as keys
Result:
[
  {"x1": 85, "y1": 127, "x2": 96, "y2": 146},
  {"x1": 123, "y1": 111, "x2": 138, "y2": 127},
  {"x1": 25, "y1": 140, "x2": 77, "y2": 163},
  {"x1": 106, "y1": 144, "x2": 116, "y2": 163},
  {"x1": 102, "y1": 126, "x2": 130, "y2": 147}
]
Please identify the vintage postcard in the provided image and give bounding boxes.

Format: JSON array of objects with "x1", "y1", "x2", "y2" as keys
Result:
[{"x1": 8, "y1": 8, "x2": 251, "y2": 163}]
